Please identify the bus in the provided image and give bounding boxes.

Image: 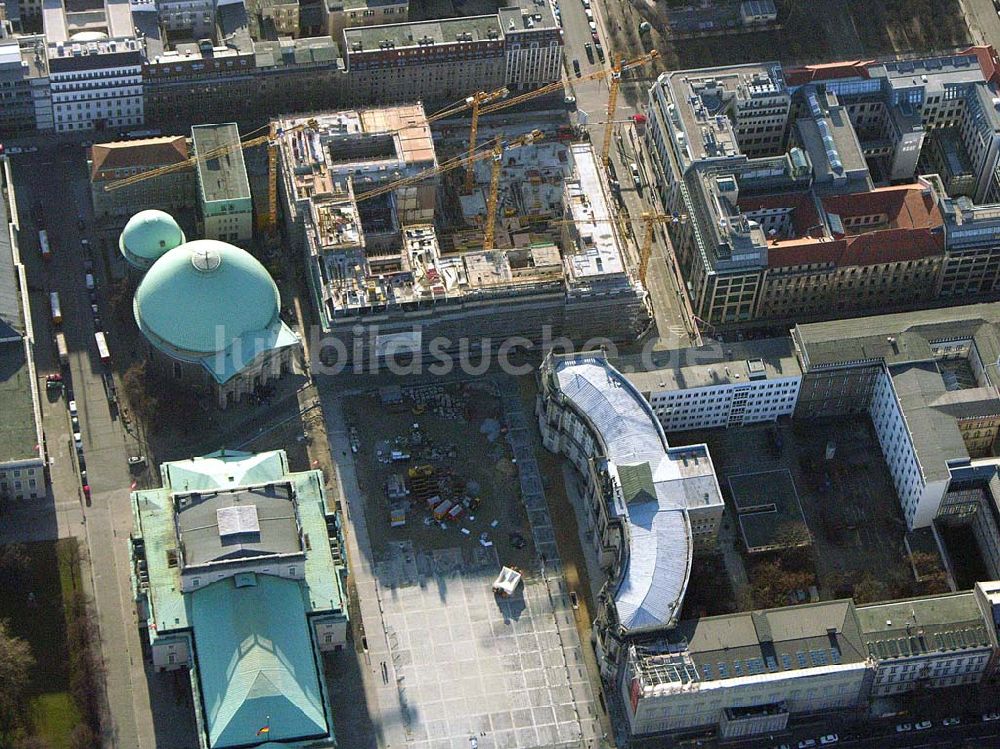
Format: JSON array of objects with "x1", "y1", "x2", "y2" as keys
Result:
[
  {"x1": 38, "y1": 229, "x2": 51, "y2": 261},
  {"x1": 94, "y1": 331, "x2": 110, "y2": 363},
  {"x1": 55, "y1": 332, "x2": 68, "y2": 366},
  {"x1": 49, "y1": 292, "x2": 61, "y2": 324}
]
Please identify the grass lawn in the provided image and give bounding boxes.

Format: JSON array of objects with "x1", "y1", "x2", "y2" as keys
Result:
[{"x1": 0, "y1": 539, "x2": 84, "y2": 747}]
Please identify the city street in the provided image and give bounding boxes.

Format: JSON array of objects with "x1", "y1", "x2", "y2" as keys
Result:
[
  {"x1": 557, "y1": 0, "x2": 696, "y2": 349},
  {"x1": 7, "y1": 143, "x2": 197, "y2": 749}
]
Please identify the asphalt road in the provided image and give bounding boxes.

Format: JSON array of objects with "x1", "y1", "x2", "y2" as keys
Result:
[
  {"x1": 557, "y1": 0, "x2": 695, "y2": 349},
  {"x1": 7, "y1": 142, "x2": 197, "y2": 749},
  {"x1": 961, "y1": 0, "x2": 1000, "y2": 45}
]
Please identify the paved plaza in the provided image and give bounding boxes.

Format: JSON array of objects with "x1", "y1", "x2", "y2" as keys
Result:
[{"x1": 376, "y1": 545, "x2": 601, "y2": 749}]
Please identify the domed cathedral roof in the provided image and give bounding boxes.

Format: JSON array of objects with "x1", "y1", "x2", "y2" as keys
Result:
[
  {"x1": 133, "y1": 240, "x2": 282, "y2": 358},
  {"x1": 119, "y1": 210, "x2": 186, "y2": 272}
]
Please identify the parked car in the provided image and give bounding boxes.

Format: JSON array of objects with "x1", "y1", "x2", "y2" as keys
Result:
[
  {"x1": 819, "y1": 736, "x2": 838, "y2": 746},
  {"x1": 797, "y1": 740, "x2": 816, "y2": 749},
  {"x1": 82, "y1": 485, "x2": 90, "y2": 500},
  {"x1": 128, "y1": 455, "x2": 146, "y2": 467},
  {"x1": 45, "y1": 372, "x2": 63, "y2": 390},
  {"x1": 914, "y1": 721, "x2": 932, "y2": 731},
  {"x1": 69, "y1": 399, "x2": 78, "y2": 417},
  {"x1": 563, "y1": 96, "x2": 577, "y2": 109},
  {"x1": 983, "y1": 712, "x2": 1000, "y2": 722},
  {"x1": 584, "y1": 42, "x2": 593, "y2": 63},
  {"x1": 595, "y1": 43, "x2": 605, "y2": 62},
  {"x1": 572, "y1": 59, "x2": 581, "y2": 77},
  {"x1": 896, "y1": 723, "x2": 912, "y2": 732},
  {"x1": 942, "y1": 717, "x2": 960, "y2": 726}
]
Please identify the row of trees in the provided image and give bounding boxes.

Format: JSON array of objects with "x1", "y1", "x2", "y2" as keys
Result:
[{"x1": 0, "y1": 544, "x2": 102, "y2": 749}]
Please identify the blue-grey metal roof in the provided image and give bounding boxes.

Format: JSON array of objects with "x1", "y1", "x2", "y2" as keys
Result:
[{"x1": 553, "y1": 357, "x2": 697, "y2": 631}]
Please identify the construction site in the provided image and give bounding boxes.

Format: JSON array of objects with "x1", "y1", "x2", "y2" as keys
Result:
[{"x1": 269, "y1": 54, "x2": 667, "y2": 367}]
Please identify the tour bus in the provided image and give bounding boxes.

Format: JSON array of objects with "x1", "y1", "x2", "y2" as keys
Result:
[
  {"x1": 49, "y1": 292, "x2": 61, "y2": 324},
  {"x1": 55, "y1": 332, "x2": 68, "y2": 365},
  {"x1": 38, "y1": 229, "x2": 51, "y2": 261},
  {"x1": 94, "y1": 332, "x2": 110, "y2": 364}
]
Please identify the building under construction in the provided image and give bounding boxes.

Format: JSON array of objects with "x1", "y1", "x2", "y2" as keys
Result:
[{"x1": 276, "y1": 105, "x2": 648, "y2": 367}]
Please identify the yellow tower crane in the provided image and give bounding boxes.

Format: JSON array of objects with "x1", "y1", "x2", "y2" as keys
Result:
[
  {"x1": 423, "y1": 50, "x2": 659, "y2": 193},
  {"x1": 103, "y1": 120, "x2": 317, "y2": 238},
  {"x1": 598, "y1": 51, "x2": 659, "y2": 167}
]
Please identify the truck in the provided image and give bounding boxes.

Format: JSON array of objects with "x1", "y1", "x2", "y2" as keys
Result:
[
  {"x1": 55, "y1": 332, "x2": 68, "y2": 366},
  {"x1": 38, "y1": 229, "x2": 51, "y2": 261},
  {"x1": 49, "y1": 292, "x2": 61, "y2": 324},
  {"x1": 94, "y1": 331, "x2": 110, "y2": 364}
]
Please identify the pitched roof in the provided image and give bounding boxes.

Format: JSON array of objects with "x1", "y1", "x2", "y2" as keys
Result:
[
  {"x1": 90, "y1": 136, "x2": 189, "y2": 181},
  {"x1": 191, "y1": 575, "x2": 328, "y2": 748},
  {"x1": 962, "y1": 44, "x2": 1000, "y2": 86},
  {"x1": 820, "y1": 184, "x2": 942, "y2": 231},
  {"x1": 783, "y1": 59, "x2": 874, "y2": 87},
  {"x1": 765, "y1": 185, "x2": 944, "y2": 268}
]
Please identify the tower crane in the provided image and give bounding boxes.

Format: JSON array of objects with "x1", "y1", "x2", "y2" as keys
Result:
[
  {"x1": 102, "y1": 121, "x2": 311, "y2": 193},
  {"x1": 425, "y1": 50, "x2": 659, "y2": 188}
]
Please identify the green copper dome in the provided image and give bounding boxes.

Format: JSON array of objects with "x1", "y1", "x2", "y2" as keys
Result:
[
  {"x1": 119, "y1": 210, "x2": 186, "y2": 271},
  {"x1": 134, "y1": 240, "x2": 281, "y2": 357}
]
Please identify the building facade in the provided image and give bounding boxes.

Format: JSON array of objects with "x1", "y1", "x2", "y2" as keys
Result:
[
  {"x1": 858, "y1": 592, "x2": 996, "y2": 696},
  {"x1": 89, "y1": 136, "x2": 194, "y2": 218},
  {"x1": 129, "y1": 448, "x2": 347, "y2": 748},
  {"x1": 624, "y1": 339, "x2": 803, "y2": 432},
  {"x1": 646, "y1": 50, "x2": 1000, "y2": 329},
  {"x1": 192, "y1": 123, "x2": 253, "y2": 244}
]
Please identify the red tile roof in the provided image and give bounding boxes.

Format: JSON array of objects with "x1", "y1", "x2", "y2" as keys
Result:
[
  {"x1": 783, "y1": 60, "x2": 873, "y2": 87},
  {"x1": 763, "y1": 184, "x2": 944, "y2": 268},
  {"x1": 90, "y1": 136, "x2": 189, "y2": 181},
  {"x1": 738, "y1": 192, "x2": 823, "y2": 239},
  {"x1": 820, "y1": 183, "x2": 942, "y2": 231},
  {"x1": 962, "y1": 44, "x2": 1000, "y2": 86}
]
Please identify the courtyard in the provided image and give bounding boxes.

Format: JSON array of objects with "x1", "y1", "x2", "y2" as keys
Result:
[{"x1": 672, "y1": 416, "x2": 921, "y2": 607}]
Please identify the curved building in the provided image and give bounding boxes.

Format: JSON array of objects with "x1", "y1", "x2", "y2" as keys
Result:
[
  {"x1": 538, "y1": 352, "x2": 724, "y2": 679},
  {"x1": 134, "y1": 239, "x2": 300, "y2": 407},
  {"x1": 119, "y1": 210, "x2": 186, "y2": 272}
]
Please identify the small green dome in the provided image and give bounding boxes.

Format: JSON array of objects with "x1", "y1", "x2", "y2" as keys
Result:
[
  {"x1": 119, "y1": 210, "x2": 186, "y2": 271},
  {"x1": 134, "y1": 240, "x2": 281, "y2": 356}
]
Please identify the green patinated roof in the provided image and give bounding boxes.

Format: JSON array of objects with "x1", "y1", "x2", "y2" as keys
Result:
[
  {"x1": 130, "y1": 450, "x2": 346, "y2": 749},
  {"x1": 134, "y1": 239, "x2": 281, "y2": 356},
  {"x1": 119, "y1": 210, "x2": 186, "y2": 270},
  {"x1": 191, "y1": 575, "x2": 328, "y2": 748},
  {"x1": 162, "y1": 449, "x2": 287, "y2": 492},
  {"x1": 618, "y1": 462, "x2": 656, "y2": 505}
]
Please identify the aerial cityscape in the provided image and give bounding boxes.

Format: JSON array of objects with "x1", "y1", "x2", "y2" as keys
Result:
[{"x1": 8, "y1": 1, "x2": 1000, "y2": 749}]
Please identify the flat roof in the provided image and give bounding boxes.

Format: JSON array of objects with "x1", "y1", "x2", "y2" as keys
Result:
[
  {"x1": 0, "y1": 174, "x2": 23, "y2": 341},
  {"x1": 856, "y1": 591, "x2": 993, "y2": 659},
  {"x1": 0, "y1": 341, "x2": 40, "y2": 465},
  {"x1": 176, "y1": 483, "x2": 302, "y2": 568},
  {"x1": 191, "y1": 123, "x2": 251, "y2": 203},
  {"x1": 620, "y1": 336, "x2": 801, "y2": 393},
  {"x1": 564, "y1": 143, "x2": 625, "y2": 280},
  {"x1": 631, "y1": 599, "x2": 868, "y2": 693},
  {"x1": 105, "y1": 0, "x2": 134, "y2": 38},
  {"x1": 344, "y1": 15, "x2": 504, "y2": 51}
]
